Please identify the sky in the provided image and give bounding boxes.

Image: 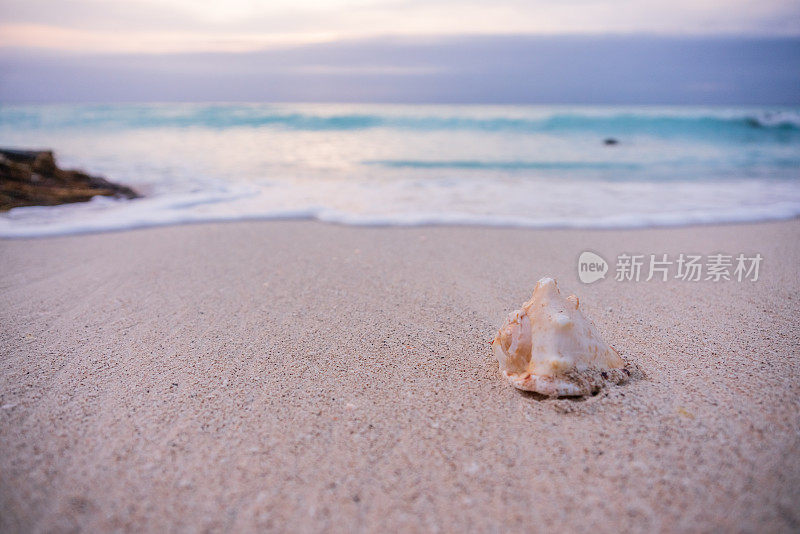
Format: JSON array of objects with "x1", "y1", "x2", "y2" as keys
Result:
[
  {"x1": 0, "y1": 0, "x2": 799, "y2": 104},
  {"x1": 1, "y1": 0, "x2": 799, "y2": 53}
]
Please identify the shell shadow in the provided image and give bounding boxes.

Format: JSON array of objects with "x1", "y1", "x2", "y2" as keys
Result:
[{"x1": 514, "y1": 387, "x2": 602, "y2": 403}]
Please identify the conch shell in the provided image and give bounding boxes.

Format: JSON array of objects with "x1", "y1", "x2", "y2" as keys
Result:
[{"x1": 492, "y1": 277, "x2": 629, "y2": 396}]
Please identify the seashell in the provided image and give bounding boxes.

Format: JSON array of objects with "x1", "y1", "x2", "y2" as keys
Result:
[{"x1": 492, "y1": 277, "x2": 628, "y2": 396}]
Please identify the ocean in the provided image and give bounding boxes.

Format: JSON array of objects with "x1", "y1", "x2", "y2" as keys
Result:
[{"x1": 1, "y1": 103, "x2": 799, "y2": 237}]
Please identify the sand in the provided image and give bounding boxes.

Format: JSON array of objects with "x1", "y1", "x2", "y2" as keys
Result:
[{"x1": 1, "y1": 220, "x2": 799, "y2": 532}]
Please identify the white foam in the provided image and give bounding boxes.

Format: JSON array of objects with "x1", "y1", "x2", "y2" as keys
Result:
[{"x1": 2, "y1": 177, "x2": 799, "y2": 238}]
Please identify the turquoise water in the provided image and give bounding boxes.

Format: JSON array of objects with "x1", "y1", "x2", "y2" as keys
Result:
[{"x1": 1, "y1": 103, "x2": 799, "y2": 236}]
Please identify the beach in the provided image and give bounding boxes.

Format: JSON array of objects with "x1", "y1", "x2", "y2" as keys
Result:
[{"x1": 1, "y1": 219, "x2": 799, "y2": 532}]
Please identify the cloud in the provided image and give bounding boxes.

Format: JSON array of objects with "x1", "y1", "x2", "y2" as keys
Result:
[
  {"x1": 1, "y1": 34, "x2": 798, "y2": 104},
  {"x1": 0, "y1": 0, "x2": 799, "y2": 54},
  {"x1": 0, "y1": 25, "x2": 338, "y2": 54},
  {"x1": 0, "y1": 0, "x2": 200, "y2": 31}
]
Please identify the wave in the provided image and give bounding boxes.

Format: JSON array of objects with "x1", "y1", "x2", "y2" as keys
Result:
[
  {"x1": 3, "y1": 174, "x2": 800, "y2": 237},
  {"x1": 2, "y1": 103, "x2": 798, "y2": 237},
  {"x1": 2, "y1": 105, "x2": 799, "y2": 138},
  {"x1": 2, "y1": 197, "x2": 799, "y2": 238}
]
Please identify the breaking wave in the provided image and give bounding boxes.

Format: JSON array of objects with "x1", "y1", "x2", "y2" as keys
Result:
[{"x1": 2, "y1": 104, "x2": 799, "y2": 139}]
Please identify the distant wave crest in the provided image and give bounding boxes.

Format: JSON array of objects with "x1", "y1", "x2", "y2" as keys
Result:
[{"x1": 2, "y1": 105, "x2": 799, "y2": 138}]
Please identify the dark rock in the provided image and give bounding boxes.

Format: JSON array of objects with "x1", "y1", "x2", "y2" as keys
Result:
[
  {"x1": 32, "y1": 151, "x2": 57, "y2": 175},
  {"x1": 603, "y1": 138, "x2": 619, "y2": 146},
  {"x1": 0, "y1": 148, "x2": 139, "y2": 211}
]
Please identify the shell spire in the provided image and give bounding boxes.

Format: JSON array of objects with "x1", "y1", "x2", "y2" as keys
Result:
[{"x1": 492, "y1": 277, "x2": 629, "y2": 396}]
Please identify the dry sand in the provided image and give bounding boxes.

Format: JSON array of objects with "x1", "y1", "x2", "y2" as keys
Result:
[{"x1": 1, "y1": 220, "x2": 799, "y2": 532}]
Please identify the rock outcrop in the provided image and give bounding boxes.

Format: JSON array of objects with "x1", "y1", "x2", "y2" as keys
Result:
[{"x1": 0, "y1": 148, "x2": 139, "y2": 211}]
